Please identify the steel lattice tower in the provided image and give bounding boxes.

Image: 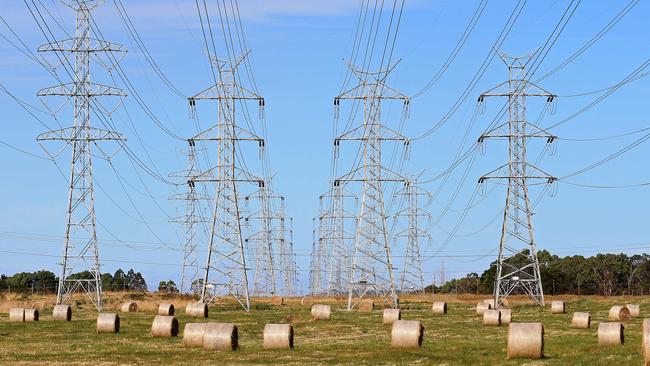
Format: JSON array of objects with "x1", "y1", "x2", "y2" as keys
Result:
[
  {"x1": 392, "y1": 180, "x2": 431, "y2": 293},
  {"x1": 478, "y1": 53, "x2": 556, "y2": 308},
  {"x1": 243, "y1": 188, "x2": 279, "y2": 296},
  {"x1": 170, "y1": 140, "x2": 208, "y2": 294},
  {"x1": 188, "y1": 55, "x2": 265, "y2": 311},
  {"x1": 334, "y1": 66, "x2": 410, "y2": 310},
  {"x1": 313, "y1": 186, "x2": 357, "y2": 295},
  {"x1": 36, "y1": 0, "x2": 126, "y2": 311}
]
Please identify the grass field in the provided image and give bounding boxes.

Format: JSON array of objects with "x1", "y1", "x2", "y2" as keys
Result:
[{"x1": 0, "y1": 293, "x2": 647, "y2": 365}]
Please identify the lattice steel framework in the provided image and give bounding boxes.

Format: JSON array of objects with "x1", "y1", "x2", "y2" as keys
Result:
[
  {"x1": 243, "y1": 188, "x2": 280, "y2": 296},
  {"x1": 188, "y1": 55, "x2": 265, "y2": 311},
  {"x1": 36, "y1": 0, "x2": 127, "y2": 311},
  {"x1": 169, "y1": 140, "x2": 209, "y2": 294},
  {"x1": 478, "y1": 53, "x2": 556, "y2": 308},
  {"x1": 311, "y1": 186, "x2": 357, "y2": 295},
  {"x1": 334, "y1": 66, "x2": 410, "y2": 310},
  {"x1": 392, "y1": 180, "x2": 431, "y2": 293}
]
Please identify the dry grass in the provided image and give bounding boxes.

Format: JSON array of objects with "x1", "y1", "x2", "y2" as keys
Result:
[{"x1": 0, "y1": 293, "x2": 648, "y2": 365}]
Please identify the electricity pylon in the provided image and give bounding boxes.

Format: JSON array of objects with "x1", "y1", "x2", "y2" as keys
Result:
[
  {"x1": 188, "y1": 54, "x2": 265, "y2": 311},
  {"x1": 169, "y1": 140, "x2": 209, "y2": 294},
  {"x1": 477, "y1": 52, "x2": 556, "y2": 308},
  {"x1": 392, "y1": 180, "x2": 431, "y2": 293},
  {"x1": 334, "y1": 65, "x2": 410, "y2": 310},
  {"x1": 243, "y1": 188, "x2": 279, "y2": 296},
  {"x1": 313, "y1": 186, "x2": 357, "y2": 295},
  {"x1": 36, "y1": 0, "x2": 126, "y2": 311}
]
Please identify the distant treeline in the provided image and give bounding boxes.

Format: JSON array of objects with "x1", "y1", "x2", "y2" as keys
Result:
[
  {"x1": 428, "y1": 250, "x2": 650, "y2": 296},
  {"x1": 0, "y1": 268, "x2": 147, "y2": 293}
]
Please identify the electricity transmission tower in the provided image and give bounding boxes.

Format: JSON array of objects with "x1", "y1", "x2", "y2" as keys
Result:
[
  {"x1": 334, "y1": 66, "x2": 410, "y2": 310},
  {"x1": 170, "y1": 140, "x2": 208, "y2": 294},
  {"x1": 392, "y1": 180, "x2": 431, "y2": 293},
  {"x1": 36, "y1": 0, "x2": 126, "y2": 311},
  {"x1": 312, "y1": 186, "x2": 357, "y2": 295},
  {"x1": 243, "y1": 188, "x2": 280, "y2": 296},
  {"x1": 477, "y1": 53, "x2": 556, "y2": 308},
  {"x1": 188, "y1": 54, "x2": 265, "y2": 311}
]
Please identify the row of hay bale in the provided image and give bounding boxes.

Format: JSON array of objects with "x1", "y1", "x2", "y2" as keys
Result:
[
  {"x1": 549, "y1": 300, "x2": 640, "y2": 318},
  {"x1": 8, "y1": 308, "x2": 39, "y2": 322}
]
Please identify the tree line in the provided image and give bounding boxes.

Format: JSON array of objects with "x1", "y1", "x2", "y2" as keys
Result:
[
  {"x1": 0, "y1": 268, "x2": 147, "y2": 293},
  {"x1": 429, "y1": 250, "x2": 650, "y2": 296}
]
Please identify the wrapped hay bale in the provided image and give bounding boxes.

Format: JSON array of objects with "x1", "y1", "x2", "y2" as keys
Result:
[
  {"x1": 158, "y1": 303, "x2": 175, "y2": 316},
  {"x1": 476, "y1": 302, "x2": 491, "y2": 316},
  {"x1": 53, "y1": 304, "x2": 72, "y2": 321},
  {"x1": 120, "y1": 301, "x2": 138, "y2": 313},
  {"x1": 359, "y1": 299, "x2": 374, "y2": 312},
  {"x1": 185, "y1": 302, "x2": 208, "y2": 318},
  {"x1": 483, "y1": 309, "x2": 501, "y2": 326},
  {"x1": 383, "y1": 309, "x2": 401, "y2": 325},
  {"x1": 263, "y1": 323, "x2": 294, "y2": 349},
  {"x1": 151, "y1": 315, "x2": 179, "y2": 337},
  {"x1": 204, "y1": 323, "x2": 238, "y2": 351},
  {"x1": 270, "y1": 296, "x2": 284, "y2": 305},
  {"x1": 24, "y1": 308, "x2": 39, "y2": 322},
  {"x1": 598, "y1": 322, "x2": 624, "y2": 346},
  {"x1": 571, "y1": 312, "x2": 591, "y2": 329},
  {"x1": 507, "y1": 322, "x2": 544, "y2": 359},
  {"x1": 391, "y1": 320, "x2": 423, "y2": 348},
  {"x1": 182, "y1": 322, "x2": 207, "y2": 347},
  {"x1": 642, "y1": 319, "x2": 650, "y2": 365},
  {"x1": 499, "y1": 309, "x2": 512, "y2": 325},
  {"x1": 310, "y1": 304, "x2": 331, "y2": 320},
  {"x1": 626, "y1": 304, "x2": 640, "y2": 318},
  {"x1": 431, "y1": 302, "x2": 447, "y2": 314},
  {"x1": 608, "y1": 305, "x2": 631, "y2": 321},
  {"x1": 550, "y1": 301, "x2": 565, "y2": 314},
  {"x1": 97, "y1": 313, "x2": 120, "y2": 334},
  {"x1": 9, "y1": 308, "x2": 25, "y2": 322}
]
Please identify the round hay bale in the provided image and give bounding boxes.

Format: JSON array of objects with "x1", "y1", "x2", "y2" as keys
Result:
[
  {"x1": 204, "y1": 323, "x2": 238, "y2": 351},
  {"x1": 53, "y1": 304, "x2": 72, "y2": 321},
  {"x1": 270, "y1": 296, "x2": 284, "y2": 305},
  {"x1": 383, "y1": 309, "x2": 401, "y2": 325},
  {"x1": 263, "y1": 323, "x2": 294, "y2": 349},
  {"x1": 507, "y1": 322, "x2": 544, "y2": 359},
  {"x1": 300, "y1": 296, "x2": 311, "y2": 306},
  {"x1": 483, "y1": 309, "x2": 501, "y2": 326},
  {"x1": 185, "y1": 302, "x2": 208, "y2": 318},
  {"x1": 550, "y1": 301, "x2": 565, "y2": 314},
  {"x1": 476, "y1": 302, "x2": 491, "y2": 316},
  {"x1": 9, "y1": 308, "x2": 25, "y2": 322},
  {"x1": 182, "y1": 322, "x2": 207, "y2": 347},
  {"x1": 571, "y1": 312, "x2": 590, "y2": 329},
  {"x1": 598, "y1": 322, "x2": 624, "y2": 346},
  {"x1": 483, "y1": 299, "x2": 496, "y2": 308},
  {"x1": 431, "y1": 302, "x2": 447, "y2": 314},
  {"x1": 158, "y1": 303, "x2": 175, "y2": 316},
  {"x1": 96, "y1": 313, "x2": 120, "y2": 334},
  {"x1": 310, "y1": 304, "x2": 331, "y2": 320},
  {"x1": 24, "y1": 309, "x2": 39, "y2": 322},
  {"x1": 500, "y1": 309, "x2": 512, "y2": 325},
  {"x1": 391, "y1": 320, "x2": 423, "y2": 348},
  {"x1": 642, "y1": 319, "x2": 650, "y2": 365},
  {"x1": 608, "y1": 305, "x2": 631, "y2": 321},
  {"x1": 626, "y1": 304, "x2": 640, "y2": 318},
  {"x1": 151, "y1": 315, "x2": 179, "y2": 337},
  {"x1": 120, "y1": 301, "x2": 138, "y2": 313}
]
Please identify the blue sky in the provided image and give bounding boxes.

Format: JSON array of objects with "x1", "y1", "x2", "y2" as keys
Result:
[{"x1": 0, "y1": 0, "x2": 649, "y2": 292}]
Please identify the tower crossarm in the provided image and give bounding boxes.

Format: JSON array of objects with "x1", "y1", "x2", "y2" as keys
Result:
[
  {"x1": 36, "y1": 126, "x2": 125, "y2": 142},
  {"x1": 38, "y1": 82, "x2": 127, "y2": 98},
  {"x1": 38, "y1": 38, "x2": 127, "y2": 54}
]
